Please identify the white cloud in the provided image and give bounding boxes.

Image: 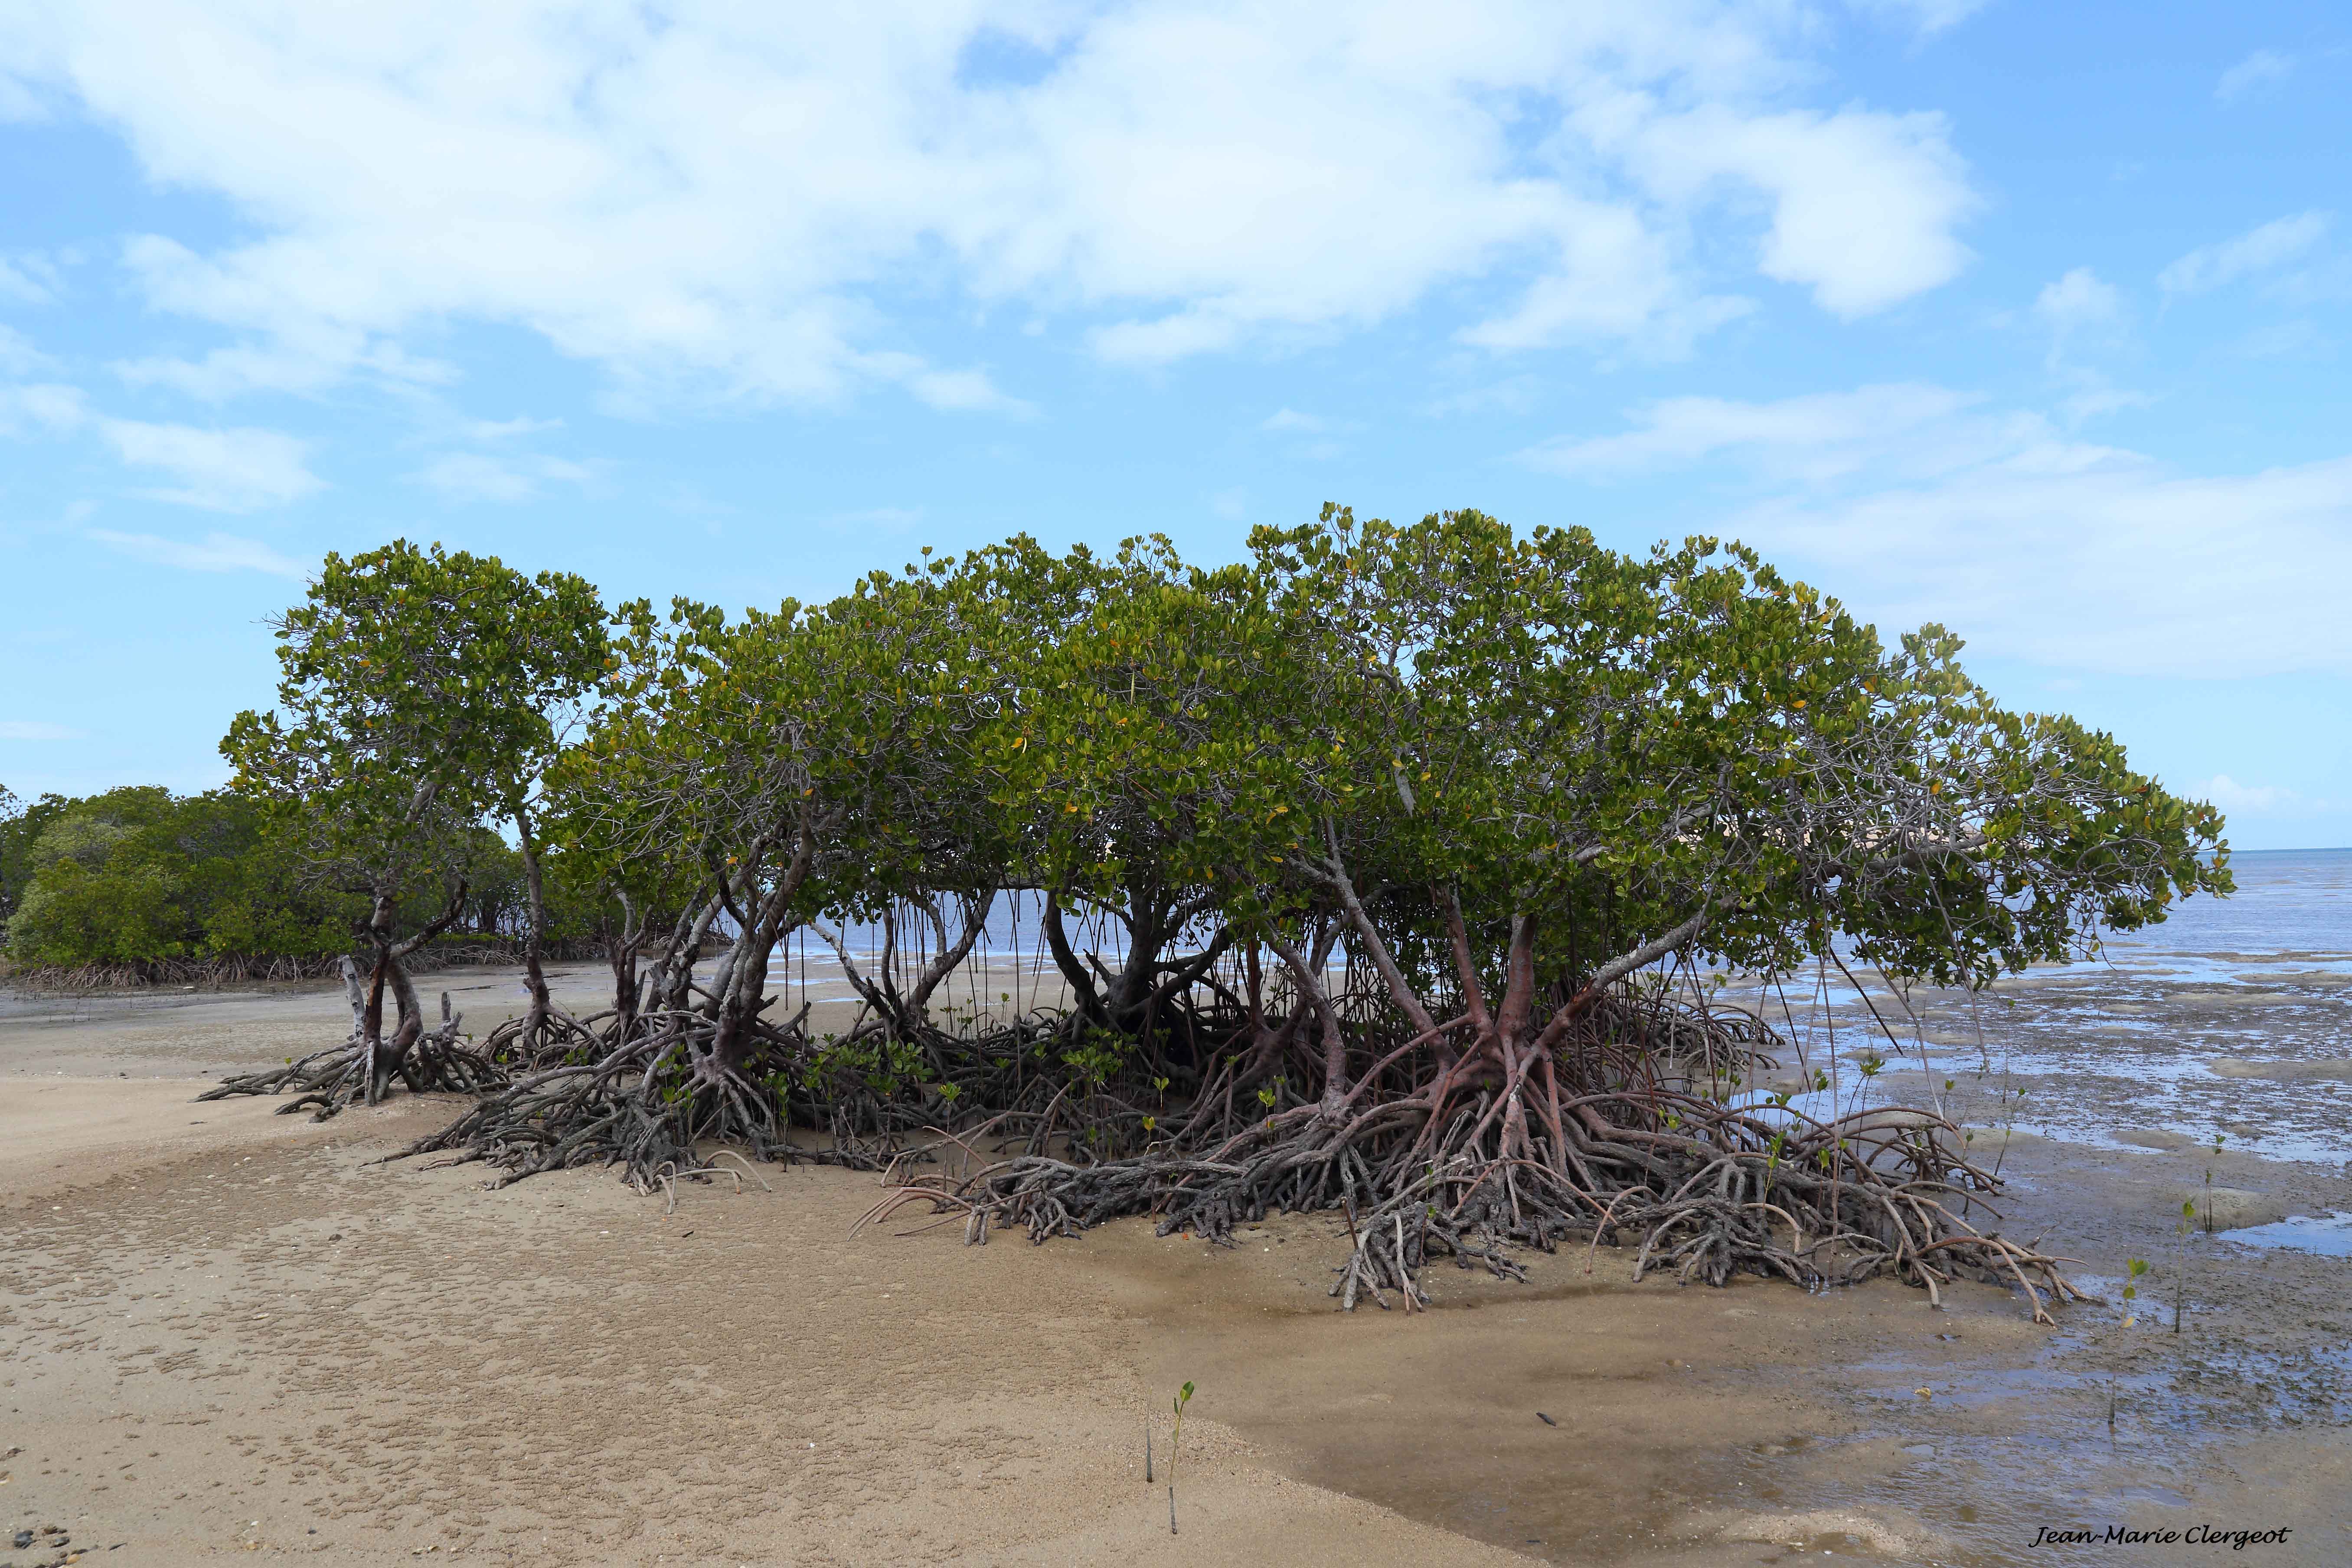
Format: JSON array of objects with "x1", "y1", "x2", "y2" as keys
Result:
[
  {"x1": 2056, "y1": 382, "x2": 2152, "y2": 423},
  {"x1": 899, "y1": 364, "x2": 1035, "y2": 417},
  {"x1": 2158, "y1": 212, "x2": 2329, "y2": 296},
  {"x1": 2034, "y1": 267, "x2": 2124, "y2": 335},
  {"x1": 88, "y1": 528, "x2": 308, "y2": 577},
  {"x1": 2215, "y1": 49, "x2": 2293, "y2": 104},
  {"x1": 0, "y1": 71, "x2": 42, "y2": 121},
  {"x1": 2033, "y1": 268, "x2": 2129, "y2": 374},
  {"x1": 95, "y1": 418, "x2": 321, "y2": 510},
  {"x1": 2195, "y1": 776, "x2": 2334, "y2": 817},
  {"x1": 1614, "y1": 105, "x2": 1977, "y2": 317},
  {"x1": 415, "y1": 451, "x2": 595, "y2": 503},
  {"x1": 0, "y1": 720, "x2": 89, "y2": 741},
  {"x1": 1523, "y1": 382, "x2": 1981, "y2": 479},
  {"x1": 465, "y1": 415, "x2": 563, "y2": 441},
  {"x1": 0, "y1": 325, "x2": 53, "y2": 376},
  {"x1": 1209, "y1": 487, "x2": 1246, "y2": 519},
  {"x1": 1, "y1": 2, "x2": 1982, "y2": 401},
  {"x1": 1527, "y1": 384, "x2": 2352, "y2": 678},
  {"x1": 0, "y1": 379, "x2": 85, "y2": 434},
  {"x1": 1261, "y1": 408, "x2": 1340, "y2": 434},
  {"x1": 0, "y1": 380, "x2": 320, "y2": 507},
  {"x1": 116, "y1": 345, "x2": 340, "y2": 399},
  {"x1": 0, "y1": 255, "x2": 52, "y2": 303},
  {"x1": 1844, "y1": 0, "x2": 1986, "y2": 31},
  {"x1": 110, "y1": 305, "x2": 463, "y2": 399},
  {"x1": 1421, "y1": 376, "x2": 1540, "y2": 418}
]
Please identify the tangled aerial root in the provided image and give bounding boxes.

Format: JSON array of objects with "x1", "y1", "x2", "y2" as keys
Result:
[
  {"x1": 389, "y1": 1021, "x2": 782, "y2": 1191},
  {"x1": 862, "y1": 1084, "x2": 2091, "y2": 1323},
  {"x1": 386, "y1": 1006, "x2": 953, "y2": 1191},
  {"x1": 208, "y1": 970, "x2": 2089, "y2": 1324},
  {"x1": 201, "y1": 989, "x2": 499, "y2": 1120}
]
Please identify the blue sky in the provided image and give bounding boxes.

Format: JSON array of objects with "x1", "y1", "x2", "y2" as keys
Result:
[{"x1": 1, "y1": 0, "x2": 2346, "y2": 849}]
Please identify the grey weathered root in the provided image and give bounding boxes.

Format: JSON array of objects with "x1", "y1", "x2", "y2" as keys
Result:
[
  {"x1": 862, "y1": 1082, "x2": 2089, "y2": 1323},
  {"x1": 202, "y1": 970, "x2": 2088, "y2": 1323},
  {"x1": 201, "y1": 987, "x2": 498, "y2": 1120}
]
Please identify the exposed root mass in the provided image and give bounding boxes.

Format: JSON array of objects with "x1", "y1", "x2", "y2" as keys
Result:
[
  {"x1": 207, "y1": 942, "x2": 2085, "y2": 1321},
  {"x1": 202, "y1": 960, "x2": 500, "y2": 1118}
]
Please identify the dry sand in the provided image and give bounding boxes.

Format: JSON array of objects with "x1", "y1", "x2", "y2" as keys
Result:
[{"x1": 4, "y1": 970, "x2": 2347, "y2": 1566}]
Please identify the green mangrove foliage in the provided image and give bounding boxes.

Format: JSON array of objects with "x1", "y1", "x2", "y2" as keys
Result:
[
  {"x1": 1, "y1": 787, "x2": 366, "y2": 970},
  {"x1": 219, "y1": 539, "x2": 608, "y2": 1101},
  {"x1": 205, "y1": 508, "x2": 2228, "y2": 1315}
]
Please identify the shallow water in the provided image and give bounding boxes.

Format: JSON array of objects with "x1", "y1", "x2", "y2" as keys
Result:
[
  {"x1": 1713, "y1": 849, "x2": 2352, "y2": 1169},
  {"x1": 2107, "y1": 846, "x2": 2352, "y2": 958},
  {"x1": 2219, "y1": 1211, "x2": 2352, "y2": 1259}
]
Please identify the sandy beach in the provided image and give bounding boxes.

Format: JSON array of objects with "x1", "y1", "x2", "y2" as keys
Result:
[{"x1": 5, "y1": 967, "x2": 2348, "y2": 1566}]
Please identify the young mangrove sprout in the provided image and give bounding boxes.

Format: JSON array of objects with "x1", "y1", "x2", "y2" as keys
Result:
[{"x1": 1169, "y1": 1379, "x2": 1195, "y2": 1535}]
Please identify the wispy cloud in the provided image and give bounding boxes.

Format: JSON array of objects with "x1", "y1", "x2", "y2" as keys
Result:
[
  {"x1": 2159, "y1": 212, "x2": 2329, "y2": 296},
  {"x1": 1421, "y1": 377, "x2": 1540, "y2": 419},
  {"x1": 1845, "y1": 0, "x2": 1988, "y2": 33},
  {"x1": 465, "y1": 415, "x2": 564, "y2": 441},
  {"x1": 2034, "y1": 266, "x2": 2126, "y2": 339},
  {"x1": 0, "y1": 324, "x2": 53, "y2": 377},
  {"x1": 2196, "y1": 775, "x2": 2333, "y2": 817},
  {"x1": 1522, "y1": 383, "x2": 1981, "y2": 480},
  {"x1": 415, "y1": 451, "x2": 595, "y2": 504},
  {"x1": 0, "y1": 720, "x2": 91, "y2": 741},
  {"x1": 89, "y1": 528, "x2": 308, "y2": 578},
  {"x1": 902, "y1": 366, "x2": 1036, "y2": 418},
  {"x1": 0, "y1": 381, "x2": 86, "y2": 435},
  {"x1": 97, "y1": 419, "x2": 322, "y2": 510},
  {"x1": 2215, "y1": 49, "x2": 2293, "y2": 104},
  {"x1": 0, "y1": 255, "x2": 53, "y2": 304},
  {"x1": 0, "y1": 380, "x2": 321, "y2": 510},
  {"x1": 1526, "y1": 382, "x2": 2352, "y2": 679}
]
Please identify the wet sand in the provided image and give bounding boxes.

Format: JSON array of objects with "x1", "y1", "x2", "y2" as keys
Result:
[{"x1": 4, "y1": 970, "x2": 2348, "y2": 1565}]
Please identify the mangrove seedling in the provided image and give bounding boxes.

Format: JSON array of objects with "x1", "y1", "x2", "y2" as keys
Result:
[{"x1": 1169, "y1": 1379, "x2": 1195, "y2": 1535}]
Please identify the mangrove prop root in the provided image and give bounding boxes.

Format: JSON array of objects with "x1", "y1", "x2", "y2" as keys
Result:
[
  {"x1": 200, "y1": 1001, "x2": 497, "y2": 1120},
  {"x1": 228, "y1": 977, "x2": 2086, "y2": 1321},
  {"x1": 872, "y1": 1076, "x2": 2085, "y2": 1321}
]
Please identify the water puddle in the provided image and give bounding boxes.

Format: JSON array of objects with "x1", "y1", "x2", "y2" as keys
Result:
[{"x1": 2217, "y1": 1210, "x2": 2352, "y2": 1258}]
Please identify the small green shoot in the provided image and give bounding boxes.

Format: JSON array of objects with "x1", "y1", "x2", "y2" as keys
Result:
[
  {"x1": 2121, "y1": 1256, "x2": 2147, "y2": 1327},
  {"x1": 1169, "y1": 1379, "x2": 1195, "y2": 1534}
]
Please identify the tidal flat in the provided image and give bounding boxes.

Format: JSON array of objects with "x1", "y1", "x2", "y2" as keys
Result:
[{"x1": 4, "y1": 903, "x2": 2348, "y2": 1566}]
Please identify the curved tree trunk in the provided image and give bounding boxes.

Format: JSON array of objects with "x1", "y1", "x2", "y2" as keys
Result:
[
  {"x1": 360, "y1": 878, "x2": 470, "y2": 1103},
  {"x1": 510, "y1": 797, "x2": 553, "y2": 1043}
]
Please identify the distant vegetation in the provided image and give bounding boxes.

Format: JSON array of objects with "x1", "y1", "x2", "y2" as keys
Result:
[{"x1": 0, "y1": 781, "x2": 591, "y2": 979}]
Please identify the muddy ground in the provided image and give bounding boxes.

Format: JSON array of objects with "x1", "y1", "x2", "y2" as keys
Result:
[{"x1": 2, "y1": 964, "x2": 2346, "y2": 1566}]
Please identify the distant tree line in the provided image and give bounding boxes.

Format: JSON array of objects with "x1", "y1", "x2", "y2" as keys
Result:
[{"x1": 0, "y1": 781, "x2": 595, "y2": 976}]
